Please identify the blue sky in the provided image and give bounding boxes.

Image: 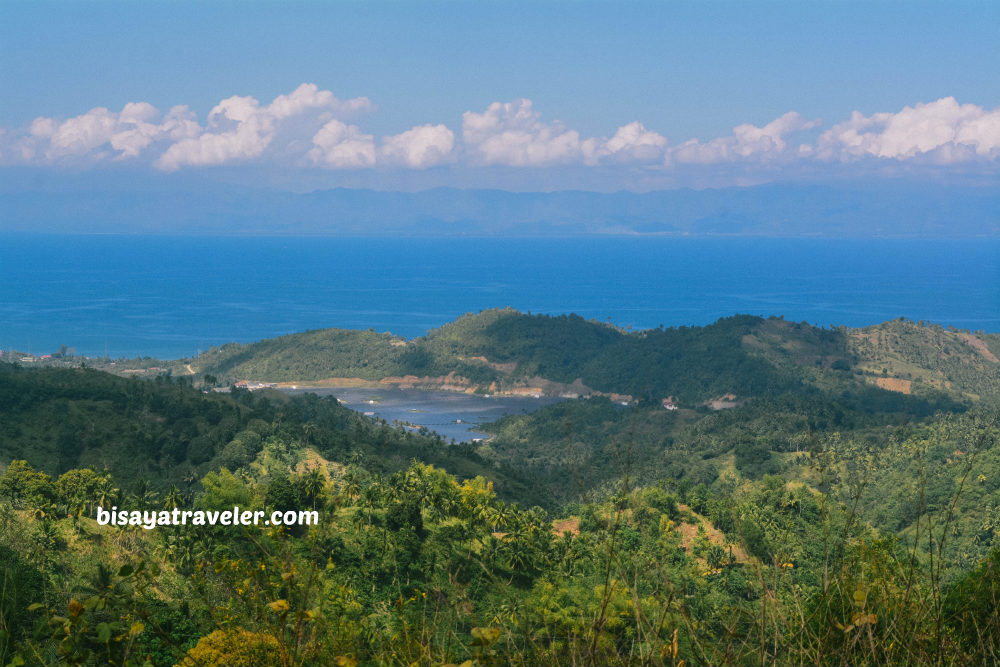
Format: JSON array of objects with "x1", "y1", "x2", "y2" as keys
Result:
[{"x1": 1, "y1": 0, "x2": 998, "y2": 191}]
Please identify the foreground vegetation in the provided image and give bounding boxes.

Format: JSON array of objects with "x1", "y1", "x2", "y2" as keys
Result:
[{"x1": 2, "y1": 410, "x2": 999, "y2": 666}]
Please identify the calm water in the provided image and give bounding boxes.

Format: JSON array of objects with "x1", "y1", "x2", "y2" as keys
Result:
[
  {"x1": 1, "y1": 235, "x2": 997, "y2": 359},
  {"x1": 282, "y1": 386, "x2": 562, "y2": 442}
]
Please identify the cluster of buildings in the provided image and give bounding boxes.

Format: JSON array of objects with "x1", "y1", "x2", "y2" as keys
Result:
[{"x1": 234, "y1": 381, "x2": 279, "y2": 391}]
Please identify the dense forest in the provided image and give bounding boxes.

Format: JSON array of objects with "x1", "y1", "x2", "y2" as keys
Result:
[{"x1": 2, "y1": 312, "x2": 1000, "y2": 666}]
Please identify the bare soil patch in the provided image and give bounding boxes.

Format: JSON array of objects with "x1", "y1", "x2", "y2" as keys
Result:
[
  {"x1": 874, "y1": 377, "x2": 913, "y2": 394},
  {"x1": 676, "y1": 504, "x2": 750, "y2": 563},
  {"x1": 963, "y1": 333, "x2": 1000, "y2": 363},
  {"x1": 552, "y1": 517, "x2": 580, "y2": 536}
]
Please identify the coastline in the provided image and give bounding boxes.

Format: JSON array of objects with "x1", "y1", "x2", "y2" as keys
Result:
[{"x1": 270, "y1": 374, "x2": 634, "y2": 403}]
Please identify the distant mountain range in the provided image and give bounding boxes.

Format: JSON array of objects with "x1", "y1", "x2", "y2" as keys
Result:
[{"x1": 2, "y1": 181, "x2": 997, "y2": 237}]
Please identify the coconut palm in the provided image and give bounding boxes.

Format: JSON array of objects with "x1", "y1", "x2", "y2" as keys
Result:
[
  {"x1": 485, "y1": 503, "x2": 512, "y2": 530},
  {"x1": 94, "y1": 478, "x2": 119, "y2": 512},
  {"x1": 132, "y1": 478, "x2": 159, "y2": 507},
  {"x1": 303, "y1": 469, "x2": 326, "y2": 509},
  {"x1": 341, "y1": 469, "x2": 362, "y2": 503},
  {"x1": 162, "y1": 485, "x2": 184, "y2": 511},
  {"x1": 302, "y1": 422, "x2": 318, "y2": 447}
]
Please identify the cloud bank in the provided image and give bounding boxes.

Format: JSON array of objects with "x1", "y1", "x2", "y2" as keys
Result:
[
  {"x1": 2, "y1": 84, "x2": 998, "y2": 178},
  {"x1": 815, "y1": 97, "x2": 1000, "y2": 163}
]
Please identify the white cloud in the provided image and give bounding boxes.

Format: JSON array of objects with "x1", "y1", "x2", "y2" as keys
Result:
[
  {"x1": 11, "y1": 101, "x2": 201, "y2": 164},
  {"x1": 462, "y1": 99, "x2": 583, "y2": 166},
  {"x1": 46, "y1": 107, "x2": 119, "y2": 157},
  {"x1": 109, "y1": 102, "x2": 174, "y2": 158},
  {"x1": 582, "y1": 121, "x2": 668, "y2": 166},
  {"x1": 307, "y1": 118, "x2": 376, "y2": 168},
  {"x1": 1, "y1": 126, "x2": 38, "y2": 163},
  {"x1": 669, "y1": 111, "x2": 820, "y2": 165},
  {"x1": 1, "y1": 84, "x2": 375, "y2": 170},
  {"x1": 463, "y1": 101, "x2": 670, "y2": 168},
  {"x1": 156, "y1": 95, "x2": 274, "y2": 170},
  {"x1": 268, "y1": 83, "x2": 374, "y2": 121},
  {"x1": 156, "y1": 84, "x2": 374, "y2": 171},
  {"x1": 28, "y1": 117, "x2": 57, "y2": 138},
  {"x1": 3, "y1": 88, "x2": 997, "y2": 178},
  {"x1": 2, "y1": 104, "x2": 191, "y2": 166},
  {"x1": 816, "y1": 97, "x2": 1000, "y2": 162},
  {"x1": 380, "y1": 124, "x2": 455, "y2": 168}
]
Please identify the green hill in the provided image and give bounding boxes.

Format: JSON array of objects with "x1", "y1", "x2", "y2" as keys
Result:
[
  {"x1": 169, "y1": 310, "x2": 998, "y2": 408},
  {"x1": 188, "y1": 328, "x2": 410, "y2": 382},
  {"x1": 847, "y1": 318, "x2": 1000, "y2": 400}
]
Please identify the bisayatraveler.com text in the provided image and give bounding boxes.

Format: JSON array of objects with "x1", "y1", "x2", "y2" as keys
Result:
[{"x1": 96, "y1": 506, "x2": 319, "y2": 530}]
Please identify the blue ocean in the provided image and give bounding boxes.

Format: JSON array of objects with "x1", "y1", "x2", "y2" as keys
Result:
[{"x1": 1, "y1": 235, "x2": 997, "y2": 359}]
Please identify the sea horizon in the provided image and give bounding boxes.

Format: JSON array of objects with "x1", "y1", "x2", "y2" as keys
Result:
[{"x1": 2, "y1": 234, "x2": 997, "y2": 360}]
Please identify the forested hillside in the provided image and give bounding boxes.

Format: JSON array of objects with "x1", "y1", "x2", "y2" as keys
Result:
[
  {"x1": 2, "y1": 311, "x2": 999, "y2": 666},
  {"x1": 478, "y1": 385, "x2": 966, "y2": 503},
  {"x1": 0, "y1": 363, "x2": 541, "y2": 505},
  {"x1": 848, "y1": 319, "x2": 1000, "y2": 400},
  {"x1": 174, "y1": 309, "x2": 999, "y2": 406}
]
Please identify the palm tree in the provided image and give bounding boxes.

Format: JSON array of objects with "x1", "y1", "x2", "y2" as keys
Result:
[
  {"x1": 303, "y1": 469, "x2": 325, "y2": 509},
  {"x1": 361, "y1": 477, "x2": 385, "y2": 527},
  {"x1": 69, "y1": 498, "x2": 87, "y2": 534},
  {"x1": 162, "y1": 485, "x2": 184, "y2": 511},
  {"x1": 29, "y1": 503, "x2": 49, "y2": 521},
  {"x1": 302, "y1": 422, "x2": 318, "y2": 447},
  {"x1": 162, "y1": 533, "x2": 199, "y2": 574},
  {"x1": 486, "y1": 503, "x2": 512, "y2": 531},
  {"x1": 481, "y1": 534, "x2": 503, "y2": 569},
  {"x1": 501, "y1": 529, "x2": 532, "y2": 571},
  {"x1": 342, "y1": 469, "x2": 362, "y2": 504},
  {"x1": 182, "y1": 471, "x2": 198, "y2": 488},
  {"x1": 95, "y1": 479, "x2": 119, "y2": 512},
  {"x1": 132, "y1": 479, "x2": 158, "y2": 507}
]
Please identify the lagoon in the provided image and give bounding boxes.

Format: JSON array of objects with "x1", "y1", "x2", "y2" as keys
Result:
[{"x1": 281, "y1": 386, "x2": 562, "y2": 443}]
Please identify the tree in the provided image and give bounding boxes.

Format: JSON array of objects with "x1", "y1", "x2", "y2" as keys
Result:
[
  {"x1": 200, "y1": 469, "x2": 252, "y2": 510},
  {"x1": 264, "y1": 474, "x2": 301, "y2": 514},
  {"x1": 302, "y1": 469, "x2": 326, "y2": 510},
  {"x1": 0, "y1": 460, "x2": 54, "y2": 506},
  {"x1": 163, "y1": 485, "x2": 184, "y2": 511},
  {"x1": 56, "y1": 468, "x2": 104, "y2": 514}
]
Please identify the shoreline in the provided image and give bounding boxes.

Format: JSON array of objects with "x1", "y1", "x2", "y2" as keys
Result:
[{"x1": 269, "y1": 375, "x2": 633, "y2": 403}]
